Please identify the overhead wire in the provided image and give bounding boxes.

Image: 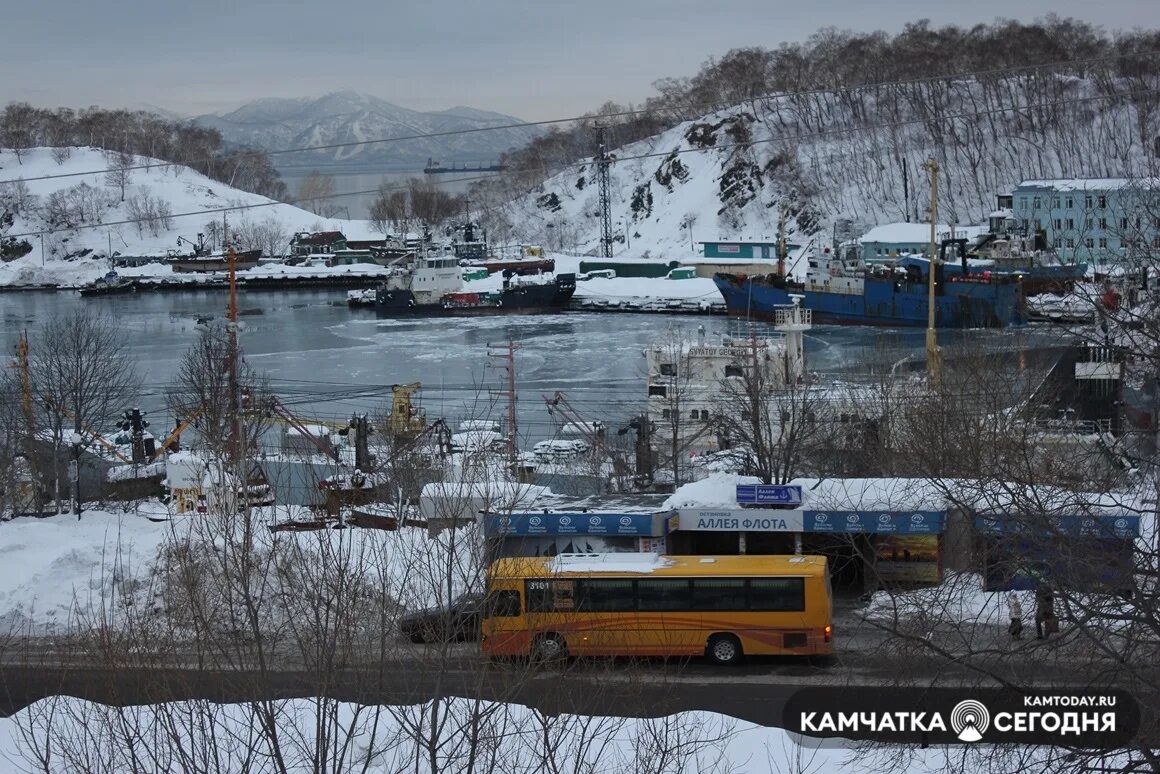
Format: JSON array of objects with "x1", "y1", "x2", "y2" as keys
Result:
[
  {"x1": 2, "y1": 50, "x2": 1154, "y2": 187},
  {"x1": 6, "y1": 84, "x2": 1157, "y2": 242}
]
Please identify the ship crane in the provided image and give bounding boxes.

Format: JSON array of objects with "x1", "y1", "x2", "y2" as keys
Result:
[{"x1": 542, "y1": 391, "x2": 606, "y2": 450}]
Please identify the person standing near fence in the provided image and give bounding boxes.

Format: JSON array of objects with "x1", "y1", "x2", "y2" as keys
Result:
[
  {"x1": 1035, "y1": 585, "x2": 1056, "y2": 639},
  {"x1": 1007, "y1": 593, "x2": 1023, "y2": 640}
]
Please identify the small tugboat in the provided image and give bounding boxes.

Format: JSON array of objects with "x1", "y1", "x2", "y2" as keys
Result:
[
  {"x1": 374, "y1": 252, "x2": 575, "y2": 317},
  {"x1": 79, "y1": 270, "x2": 136, "y2": 297}
]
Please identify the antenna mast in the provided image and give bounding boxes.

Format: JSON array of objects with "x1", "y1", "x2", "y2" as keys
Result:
[
  {"x1": 225, "y1": 214, "x2": 241, "y2": 467},
  {"x1": 924, "y1": 158, "x2": 941, "y2": 387},
  {"x1": 596, "y1": 125, "x2": 614, "y2": 258},
  {"x1": 489, "y1": 337, "x2": 520, "y2": 470}
]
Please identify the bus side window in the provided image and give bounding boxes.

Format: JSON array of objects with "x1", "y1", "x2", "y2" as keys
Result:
[
  {"x1": 579, "y1": 579, "x2": 635, "y2": 611},
  {"x1": 692, "y1": 578, "x2": 746, "y2": 610},
  {"x1": 638, "y1": 579, "x2": 691, "y2": 611},
  {"x1": 748, "y1": 578, "x2": 805, "y2": 611},
  {"x1": 488, "y1": 590, "x2": 521, "y2": 617}
]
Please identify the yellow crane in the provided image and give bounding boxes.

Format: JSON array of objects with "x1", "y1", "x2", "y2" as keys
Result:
[{"x1": 387, "y1": 383, "x2": 426, "y2": 440}]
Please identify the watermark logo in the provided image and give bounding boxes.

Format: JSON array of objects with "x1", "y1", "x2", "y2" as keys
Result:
[
  {"x1": 846, "y1": 513, "x2": 860, "y2": 524},
  {"x1": 950, "y1": 700, "x2": 990, "y2": 742},
  {"x1": 910, "y1": 513, "x2": 925, "y2": 524},
  {"x1": 559, "y1": 516, "x2": 572, "y2": 526},
  {"x1": 528, "y1": 516, "x2": 542, "y2": 527},
  {"x1": 619, "y1": 516, "x2": 633, "y2": 527},
  {"x1": 879, "y1": 514, "x2": 892, "y2": 524},
  {"x1": 784, "y1": 687, "x2": 1137, "y2": 747},
  {"x1": 814, "y1": 513, "x2": 829, "y2": 523},
  {"x1": 589, "y1": 516, "x2": 602, "y2": 526}
]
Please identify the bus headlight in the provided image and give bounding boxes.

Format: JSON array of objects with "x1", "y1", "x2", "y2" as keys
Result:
[{"x1": 824, "y1": 625, "x2": 832, "y2": 643}]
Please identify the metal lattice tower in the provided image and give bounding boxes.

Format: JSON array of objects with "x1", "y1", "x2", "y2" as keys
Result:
[{"x1": 596, "y1": 125, "x2": 614, "y2": 258}]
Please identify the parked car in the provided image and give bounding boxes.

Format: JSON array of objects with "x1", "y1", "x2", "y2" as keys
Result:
[{"x1": 399, "y1": 592, "x2": 485, "y2": 643}]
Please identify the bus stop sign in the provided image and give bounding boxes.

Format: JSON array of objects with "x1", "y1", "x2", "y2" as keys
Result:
[{"x1": 736, "y1": 484, "x2": 802, "y2": 505}]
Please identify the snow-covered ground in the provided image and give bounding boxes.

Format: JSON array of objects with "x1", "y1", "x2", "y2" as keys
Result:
[
  {"x1": 0, "y1": 507, "x2": 482, "y2": 635},
  {"x1": 0, "y1": 695, "x2": 1003, "y2": 774},
  {"x1": 0, "y1": 147, "x2": 380, "y2": 287}
]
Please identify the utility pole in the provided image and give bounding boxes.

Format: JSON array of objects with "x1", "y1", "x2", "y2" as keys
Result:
[
  {"x1": 776, "y1": 206, "x2": 788, "y2": 277},
  {"x1": 596, "y1": 125, "x2": 614, "y2": 259},
  {"x1": 923, "y1": 158, "x2": 942, "y2": 387},
  {"x1": 15, "y1": 332, "x2": 38, "y2": 513},
  {"x1": 489, "y1": 337, "x2": 520, "y2": 470}
]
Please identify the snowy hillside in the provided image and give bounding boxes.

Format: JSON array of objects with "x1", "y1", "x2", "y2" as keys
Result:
[
  {"x1": 0, "y1": 147, "x2": 378, "y2": 286},
  {"x1": 488, "y1": 75, "x2": 1157, "y2": 262},
  {"x1": 195, "y1": 91, "x2": 543, "y2": 170}
]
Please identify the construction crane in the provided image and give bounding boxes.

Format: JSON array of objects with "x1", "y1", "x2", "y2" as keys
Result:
[
  {"x1": 387, "y1": 383, "x2": 426, "y2": 441},
  {"x1": 542, "y1": 391, "x2": 606, "y2": 449},
  {"x1": 41, "y1": 398, "x2": 134, "y2": 465}
]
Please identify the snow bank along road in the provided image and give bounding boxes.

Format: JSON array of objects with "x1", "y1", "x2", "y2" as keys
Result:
[{"x1": 1, "y1": 634, "x2": 1151, "y2": 727}]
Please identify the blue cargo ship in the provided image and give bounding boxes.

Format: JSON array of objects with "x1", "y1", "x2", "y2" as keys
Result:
[{"x1": 713, "y1": 247, "x2": 1023, "y2": 328}]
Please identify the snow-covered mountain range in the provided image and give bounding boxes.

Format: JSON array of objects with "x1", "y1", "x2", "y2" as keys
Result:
[
  {"x1": 194, "y1": 91, "x2": 543, "y2": 171},
  {"x1": 483, "y1": 75, "x2": 1156, "y2": 262}
]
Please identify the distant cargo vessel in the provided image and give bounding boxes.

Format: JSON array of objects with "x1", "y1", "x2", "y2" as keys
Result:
[{"x1": 714, "y1": 246, "x2": 1023, "y2": 328}]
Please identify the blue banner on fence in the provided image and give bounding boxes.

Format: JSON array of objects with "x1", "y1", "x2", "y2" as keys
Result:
[
  {"x1": 483, "y1": 512, "x2": 659, "y2": 537},
  {"x1": 975, "y1": 514, "x2": 1139, "y2": 539},
  {"x1": 736, "y1": 485, "x2": 803, "y2": 505},
  {"x1": 802, "y1": 511, "x2": 945, "y2": 534}
]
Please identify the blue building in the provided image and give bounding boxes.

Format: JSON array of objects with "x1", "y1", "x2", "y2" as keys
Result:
[
  {"x1": 1011, "y1": 179, "x2": 1160, "y2": 265},
  {"x1": 700, "y1": 240, "x2": 800, "y2": 260}
]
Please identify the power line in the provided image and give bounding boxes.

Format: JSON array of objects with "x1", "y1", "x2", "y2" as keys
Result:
[
  {"x1": 605, "y1": 87, "x2": 1160, "y2": 169},
  {"x1": 2, "y1": 173, "x2": 498, "y2": 240},
  {"x1": 7, "y1": 86, "x2": 1156, "y2": 244},
  {"x1": 3, "y1": 51, "x2": 1152, "y2": 188}
]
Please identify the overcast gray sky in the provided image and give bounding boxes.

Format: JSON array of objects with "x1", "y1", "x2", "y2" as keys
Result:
[{"x1": 4, "y1": 0, "x2": 1154, "y2": 120}]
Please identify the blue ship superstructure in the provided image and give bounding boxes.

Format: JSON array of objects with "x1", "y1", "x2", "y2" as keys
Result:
[
  {"x1": 713, "y1": 246, "x2": 1023, "y2": 328},
  {"x1": 894, "y1": 237, "x2": 1087, "y2": 296}
]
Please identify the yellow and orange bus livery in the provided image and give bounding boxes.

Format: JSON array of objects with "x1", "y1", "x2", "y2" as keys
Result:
[{"x1": 481, "y1": 553, "x2": 833, "y2": 664}]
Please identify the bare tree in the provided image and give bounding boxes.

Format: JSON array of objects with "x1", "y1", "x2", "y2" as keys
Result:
[
  {"x1": 368, "y1": 182, "x2": 412, "y2": 238},
  {"x1": 234, "y1": 216, "x2": 290, "y2": 259},
  {"x1": 125, "y1": 187, "x2": 174, "y2": 237},
  {"x1": 103, "y1": 149, "x2": 133, "y2": 201},
  {"x1": 28, "y1": 310, "x2": 139, "y2": 514},
  {"x1": 408, "y1": 177, "x2": 463, "y2": 233},
  {"x1": 295, "y1": 171, "x2": 342, "y2": 218},
  {"x1": 715, "y1": 373, "x2": 833, "y2": 485},
  {"x1": 0, "y1": 102, "x2": 38, "y2": 164},
  {"x1": 166, "y1": 323, "x2": 275, "y2": 464},
  {"x1": 646, "y1": 330, "x2": 707, "y2": 488}
]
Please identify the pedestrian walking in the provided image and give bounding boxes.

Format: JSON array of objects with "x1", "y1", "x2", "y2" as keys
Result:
[
  {"x1": 1007, "y1": 593, "x2": 1023, "y2": 640},
  {"x1": 1035, "y1": 585, "x2": 1056, "y2": 639}
]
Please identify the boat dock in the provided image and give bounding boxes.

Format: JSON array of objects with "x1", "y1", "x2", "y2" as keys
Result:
[{"x1": 570, "y1": 297, "x2": 726, "y2": 315}]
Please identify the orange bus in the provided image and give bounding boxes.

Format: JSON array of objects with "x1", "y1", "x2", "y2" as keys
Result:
[{"x1": 481, "y1": 553, "x2": 832, "y2": 664}]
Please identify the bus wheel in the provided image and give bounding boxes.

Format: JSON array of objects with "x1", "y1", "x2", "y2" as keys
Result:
[
  {"x1": 532, "y1": 634, "x2": 567, "y2": 663},
  {"x1": 707, "y1": 634, "x2": 743, "y2": 665}
]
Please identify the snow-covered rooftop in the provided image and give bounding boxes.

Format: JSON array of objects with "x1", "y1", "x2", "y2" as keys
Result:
[
  {"x1": 858, "y1": 222, "x2": 989, "y2": 245},
  {"x1": 546, "y1": 553, "x2": 675, "y2": 574},
  {"x1": 1016, "y1": 178, "x2": 1141, "y2": 192}
]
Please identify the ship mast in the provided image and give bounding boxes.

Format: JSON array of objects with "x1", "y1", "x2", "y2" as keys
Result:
[
  {"x1": 924, "y1": 158, "x2": 941, "y2": 387},
  {"x1": 225, "y1": 213, "x2": 241, "y2": 468}
]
